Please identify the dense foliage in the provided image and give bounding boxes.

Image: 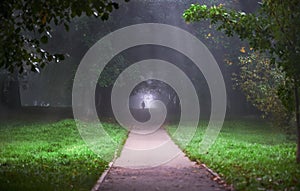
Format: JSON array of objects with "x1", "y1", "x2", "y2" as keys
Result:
[
  {"x1": 232, "y1": 52, "x2": 293, "y2": 129},
  {"x1": 183, "y1": 0, "x2": 300, "y2": 163},
  {"x1": 184, "y1": 1, "x2": 300, "y2": 79},
  {"x1": 0, "y1": 0, "x2": 129, "y2": 73}
]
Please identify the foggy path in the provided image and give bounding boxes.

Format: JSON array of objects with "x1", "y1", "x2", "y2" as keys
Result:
[
  {"x1": 114, "y1": 128, "x2": 192, "y2": 168},
  {"x1": 97, "y1": 128, "x2": 227, "y2": 191}
]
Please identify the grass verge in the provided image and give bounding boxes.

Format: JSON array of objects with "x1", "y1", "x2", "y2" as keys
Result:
[
  {"x1": 0, "y1": 119, "x2": 127, "y2": 191},
  {"x1": 166, "y1": 120, "x2": 300, "y2": 191}
]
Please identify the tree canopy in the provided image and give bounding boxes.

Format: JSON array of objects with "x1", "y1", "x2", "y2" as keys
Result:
[
  {"x1": 184, "y1": 0, "x2": 300, "y2": 80},
  {"x1": 0, "y1": 0, "x2": 129, "y2": 73},
  {"x1": 183, "y1": 0, "x2": 300, "y2": 163}
]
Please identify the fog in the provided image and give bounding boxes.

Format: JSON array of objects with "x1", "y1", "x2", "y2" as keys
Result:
[{"x1": 0, "y1": 0, "x2": 260, "y2": 122}]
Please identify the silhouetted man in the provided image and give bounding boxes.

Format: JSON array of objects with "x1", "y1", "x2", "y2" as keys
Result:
[{"x1": 141, "y1": 101, "x2": 145, "y2": 109}]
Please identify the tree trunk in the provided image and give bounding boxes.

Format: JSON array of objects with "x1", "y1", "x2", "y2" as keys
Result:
[{"x1": 294, "y1": 81, "x2": 300, "y2": 163}]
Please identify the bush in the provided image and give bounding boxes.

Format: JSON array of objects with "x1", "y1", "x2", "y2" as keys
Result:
[{"x1": 232, "y1": 52, "x2": 294, "y2": 133}]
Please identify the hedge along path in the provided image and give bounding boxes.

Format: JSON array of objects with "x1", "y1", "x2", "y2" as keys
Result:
[{"x1": 96, "y1": 128, "x2": 231, "y2": 191}]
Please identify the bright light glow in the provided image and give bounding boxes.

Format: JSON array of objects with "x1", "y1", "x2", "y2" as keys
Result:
[{"x1": 143, "y1": 94, "x2": 154, "y2": 108}]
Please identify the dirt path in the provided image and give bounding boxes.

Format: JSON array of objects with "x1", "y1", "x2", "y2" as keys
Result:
[{"x1": 97, "y1": 128, "x2": 227, "y2": 191}]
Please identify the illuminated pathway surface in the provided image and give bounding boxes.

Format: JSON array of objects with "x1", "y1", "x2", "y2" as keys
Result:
[{"x1": 97, "y1": 128, "x2": 227, "y2": 191}]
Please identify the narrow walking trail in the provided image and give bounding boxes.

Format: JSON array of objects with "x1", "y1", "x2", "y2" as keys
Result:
[{"x1": 97, "y1": 128, "x2": 226, "y2": 191}]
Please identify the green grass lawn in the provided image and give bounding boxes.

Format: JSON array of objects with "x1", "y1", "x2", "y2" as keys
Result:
[
  {"x1": 167, "y1": 120, "x2": 300, "y2": 191},
  {"x1": 0, "y1": 119, "x2": 127, "y2": 191}
]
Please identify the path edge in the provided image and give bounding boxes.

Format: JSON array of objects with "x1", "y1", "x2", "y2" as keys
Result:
[
  {"x1": 197, "y1": 160, "x2": 235, "y2": 191},
  {"x1": 91, "y1": 160, "x2": 114, "y2": 191},
  {"x1": 91, "y1": 132, "x2": 129, "y2": 191}
]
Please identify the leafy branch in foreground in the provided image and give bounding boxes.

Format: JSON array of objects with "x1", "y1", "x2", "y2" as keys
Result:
[
  {"x1": 184, "y1": 1, "x2": 300, "y2": 78},
  {"x1": 0, "y1": 0, "x2": 129, "y2": 73}
]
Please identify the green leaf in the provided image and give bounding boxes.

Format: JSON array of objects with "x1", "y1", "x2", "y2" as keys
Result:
[
  {"x1": 101, "y1": 12, "x2": 109, "y2": 20},
  {"x1": 40, "y1": 35, "x2": 48, "y2": 44},
  {"x1": 112, "y1": 3, "x2": 119, "y2": 9},
  {"x1": 107, "y1": 4, "x2": 113, "y2": 12}
]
